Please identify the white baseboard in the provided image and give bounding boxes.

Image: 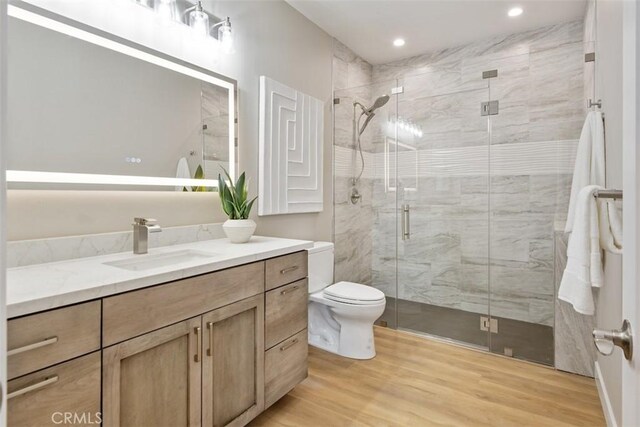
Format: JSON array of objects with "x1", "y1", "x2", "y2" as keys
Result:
[{"x1": 595, "y1": 361, "x2": 618, "y2": 427}]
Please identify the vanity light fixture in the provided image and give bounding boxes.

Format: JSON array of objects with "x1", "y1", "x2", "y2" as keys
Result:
[
  {"x1": 213, "y1": 17, "x2": 234, "y2": 53},
  {"x1": 133, "y1": 0, "x2": 153, "y2": 8},
  {"x1": 155, "y1": 0, "x2": 178, "y2": 23},
  {"x1": 393, "y1": 38, "x2": 405, "y2": 47},
  {"x1": 188, "y1": 1, "x2": 210, "y2": 37},
  {"x1": 508, "y1": 7, "x2": 523, "y2": 17}
]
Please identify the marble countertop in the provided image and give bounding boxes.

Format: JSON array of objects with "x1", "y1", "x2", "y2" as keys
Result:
[{"x1": 7, "y1": 236, "x2": 313, "y2": 318}]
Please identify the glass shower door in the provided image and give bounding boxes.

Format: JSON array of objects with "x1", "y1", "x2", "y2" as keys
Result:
[
  {"x1": 333, "y1": 80, "x2": 400, "y2": 328},
  {"x1": 394, "y1": 73, "x2": 491, "y2": 349}
]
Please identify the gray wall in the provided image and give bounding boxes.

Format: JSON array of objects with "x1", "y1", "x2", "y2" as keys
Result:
[
  {"x1": 595, "y1": 0, "x2": 624, "y2": 423},
  {"x1": 7, "y1": 0, "x2": 333, "y2": 242}
]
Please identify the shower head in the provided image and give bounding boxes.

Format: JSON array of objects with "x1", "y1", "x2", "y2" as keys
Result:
[
  {"x1": 367, "y1": 95, "x2": 390, "y2": 114},
  {"x1": 357, "y1": 95, "x2": 390, "y2": 135}
]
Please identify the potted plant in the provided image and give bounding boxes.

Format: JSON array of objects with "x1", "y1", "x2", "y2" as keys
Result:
[{"x1": 218, "y1": 168, "x2": 257, "y2": 243}]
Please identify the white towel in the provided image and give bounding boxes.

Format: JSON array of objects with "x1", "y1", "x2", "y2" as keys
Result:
[
  {"x1": 565, "y1": 111, "x2": 605, "y2": 233},
  {"x1": 559, "y1": 185, "x2": 604, "y2": 315},
  {"x1": 176, "y1": 157, "x2": 192, "y2": 192},
  {"x1": 599, "y1": 200, "x2": 623, "y2": 254}
]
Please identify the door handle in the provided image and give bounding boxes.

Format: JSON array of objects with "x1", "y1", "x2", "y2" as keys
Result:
[
  {"x1": 401, "y1": 204, "x2": 410, "y2": 240},
  {"x1": 194, "y1": 327, "x2": 202, "y2": 363},
  {"x1": 593, "y1": 319, "x2": 633, "y2": 360},
  {"x1": 206, "y1": 322, "x2": 213, "y2": 357}
]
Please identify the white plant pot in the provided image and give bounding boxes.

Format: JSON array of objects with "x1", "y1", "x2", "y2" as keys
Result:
[{"x1": 223, "y1": 219, "x2": 257, "y2": 244}]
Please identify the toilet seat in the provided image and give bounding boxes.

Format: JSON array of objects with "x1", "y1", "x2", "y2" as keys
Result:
[{"x1": 323, "y1": 281, "x2": 385, "y2": 305}]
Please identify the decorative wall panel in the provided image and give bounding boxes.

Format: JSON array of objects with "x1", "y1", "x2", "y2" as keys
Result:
[{"x1": 258, "y1": 76, "x2": 324, "y2": 215}]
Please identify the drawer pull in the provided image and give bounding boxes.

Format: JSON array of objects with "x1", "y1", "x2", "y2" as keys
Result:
[
  {"x1": 206, "y1": 322, "x2": 214, "y2": 357},
  {"x1": 280, "y1": 266, "x2": 299, "y2": 275},
  {"x1": 8, "y1": 375, "x2": 59, "y2": 399},
  {"x1": 194, "y1": 327, "x2": 201, "y2": 363},
  {"x1": 280, "y1": 285, "x2": 300, "y2": 295},
  {"x1": 280, "y1": 338, "x2": 299, "y2": 352},
  {"x1": 8, "y1": 336, "x2": 58, "y2": 357}
]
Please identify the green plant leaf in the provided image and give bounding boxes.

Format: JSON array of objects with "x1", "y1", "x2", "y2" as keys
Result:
[
  {"x1": 217, "y1": 167, "x2": 257, "y2": 219},
  {"x1": 194, "y1": 165, "x2": 204, "y2": 179},
  {"x1": 235, "y1": 172, "x2": 245, "y2": 203}
]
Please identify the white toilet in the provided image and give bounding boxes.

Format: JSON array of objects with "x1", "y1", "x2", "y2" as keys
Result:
[{"x1": 307, "y1": 242, "x2": 386, "y2": 359}]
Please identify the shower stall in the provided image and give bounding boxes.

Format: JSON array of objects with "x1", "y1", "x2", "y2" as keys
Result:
[{"x1": 333, "y1": 20, "x2": 587, "y2": 365}]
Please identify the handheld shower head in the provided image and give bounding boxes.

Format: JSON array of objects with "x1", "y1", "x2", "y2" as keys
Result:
[
  {"x1": 351, "y1": 94, "x2": 391, "y2": 193},
  {"x1": 357, "y1": 95, "x2": 390, "y2": 135},
  {"x1": 367, "y1": 95, "x2": 390, "y2": 114}
]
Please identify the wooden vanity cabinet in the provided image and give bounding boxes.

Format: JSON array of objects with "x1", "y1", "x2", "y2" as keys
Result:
[
  {"x1": 7, "y1": 302, "x2": 102, "y2": 427},
  {"x1": 202, "y1": 294, "x2": 264, "y2": 427},
  {"x1": 9, "y1": 251, "x2": 309, "y2": 427},
  {"x1": 102, "y1": 317, "x2": 202, "y2": 427}
]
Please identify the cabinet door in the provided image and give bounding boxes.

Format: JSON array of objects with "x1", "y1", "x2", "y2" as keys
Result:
[
  {"x1": 202, "y1": 295, "x2": 264, "y2": 427},
  {"x1": 103, "y1": 317, "x2": 202, "y2": 427}
]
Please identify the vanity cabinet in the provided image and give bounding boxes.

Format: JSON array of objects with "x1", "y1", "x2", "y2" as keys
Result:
[
  {"x1": 263, "y1": 252, "x2": 309, "y2": 409},
  {"x1": 102, "y1": 318, "x2": 202, "y2": 427},
  {"x1": 202, "y1": 294, "x2": 264, "y2": 427},
  {"x1": 7, "y1": 302, "x2": 102, "y2": 427},
  {"x1": 8, "y1": 352, "x2": 101, "y2": 427},
  {"x1": 8, "y1": 250, "x2": 309, "y2": 427}
]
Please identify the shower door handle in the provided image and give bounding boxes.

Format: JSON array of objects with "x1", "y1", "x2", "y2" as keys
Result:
[{"x1": 402, "y1": 204, "x2": 410, "y2": 240}]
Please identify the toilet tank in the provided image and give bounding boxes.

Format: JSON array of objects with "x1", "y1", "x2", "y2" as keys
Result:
[{"x1": 306, "y1": 242, "x2": 334, "y2": 293}]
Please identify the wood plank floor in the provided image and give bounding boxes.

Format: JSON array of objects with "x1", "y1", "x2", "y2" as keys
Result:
[{"x1": 250, "y1": 327, "x2": 605, "y2": 427}]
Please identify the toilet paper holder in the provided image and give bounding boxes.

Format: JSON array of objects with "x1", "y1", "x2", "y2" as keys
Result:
[{"x1": 593, "y1": 319, "x2": 633, "y2": 361}]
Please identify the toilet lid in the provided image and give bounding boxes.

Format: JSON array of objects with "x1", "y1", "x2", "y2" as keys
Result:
[{"x1": 323, "y1": 281, "x2": 385, "y2": 305}]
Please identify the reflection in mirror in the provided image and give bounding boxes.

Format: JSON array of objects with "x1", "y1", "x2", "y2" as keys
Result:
[{"x1": 6, "y1": 8, "x2": 237, "y2": 190}]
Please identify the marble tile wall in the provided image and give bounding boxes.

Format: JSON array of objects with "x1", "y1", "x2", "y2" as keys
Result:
[
  {"x1": 333, "y1": 40, "x2": 377, "y2": 285},
  {"x1": 365, "y1": 20, "x2": 585, "y2": 328},
  {"x1": 555, "y1": 231, "x2": 597, "y2": 376}
]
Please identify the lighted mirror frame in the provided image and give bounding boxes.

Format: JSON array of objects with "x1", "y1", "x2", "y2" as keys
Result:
[{"x1": 6, "y1": 1, "x2": 237, "y2": 188}]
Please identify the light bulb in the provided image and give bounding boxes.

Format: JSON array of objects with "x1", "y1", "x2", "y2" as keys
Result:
[
  {"x1": 218, "y1": 17, "x2": 234, "y2": 54},
  {"x1": 189, "y1": 2, "x2": 209, "y2": 37},
  {"x1": 155, "y1": 0, "x2": 177, "y2": 23},
  {"x1": 508, "y1": 7, "x2": 523, "y2": 17}
]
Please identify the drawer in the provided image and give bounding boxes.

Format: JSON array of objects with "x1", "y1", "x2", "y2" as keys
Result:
[
  {"x1": 103, "y1": 261, "x2": 264, "y2": 346},
  {"x1": 8, "y1": 351, "x2": 102, "y2": 427},
  {"x1": 265, "y1": 329, "x2": 308, "y2": 408},
  {"x1": 265, "y1": 278, "x2": 308, "y2": 349},
  {"x1": 265, "y1": 251, "x2": 308, "y2": 291},
  {"x1": 8, "y1": 301, "x2": 101, "y2": 380}
]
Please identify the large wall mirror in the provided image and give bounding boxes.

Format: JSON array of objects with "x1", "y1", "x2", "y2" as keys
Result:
[{"x1": 6, "y1": 3, "x2": 237, "y2": 190}]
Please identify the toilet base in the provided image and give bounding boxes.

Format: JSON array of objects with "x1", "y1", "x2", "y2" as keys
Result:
[{"x1": 308, "y1": 298, "x2": 384, "y2": 360}]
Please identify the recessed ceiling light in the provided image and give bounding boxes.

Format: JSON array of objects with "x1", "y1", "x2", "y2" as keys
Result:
[
  {"x1": 393, "y1": 38, "x2": 405, "y2": 47},
  {"x1": 508, "y1": 7, "x2": 523, "y2": 17}
]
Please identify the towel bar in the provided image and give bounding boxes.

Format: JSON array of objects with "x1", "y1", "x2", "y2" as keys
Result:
[{"x1": 594, "y1": 189, "x2": 622, "y2": 200}]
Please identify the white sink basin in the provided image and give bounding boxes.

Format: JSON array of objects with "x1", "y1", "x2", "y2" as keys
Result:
[{"x1": 104, "y1": 249, "x2": 219, "y2": 272}]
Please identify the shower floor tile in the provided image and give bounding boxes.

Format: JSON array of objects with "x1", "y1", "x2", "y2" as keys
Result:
[{"x1": 378, "y1": 297, "x2": 554, "y2": 366}]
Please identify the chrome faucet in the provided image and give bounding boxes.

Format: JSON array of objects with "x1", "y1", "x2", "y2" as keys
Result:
[{"x1": 133, "y1": 218, "x2": 162, "y2": 254}]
